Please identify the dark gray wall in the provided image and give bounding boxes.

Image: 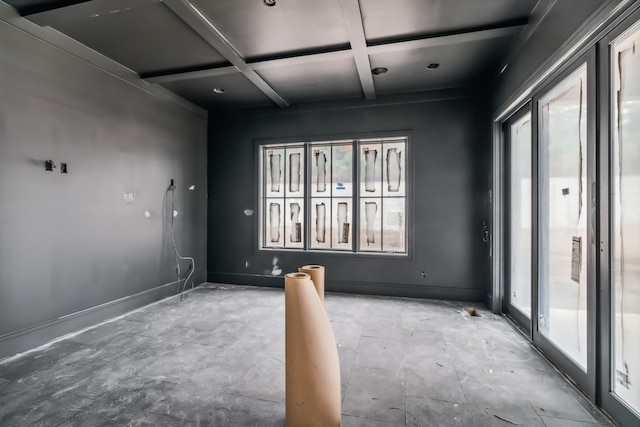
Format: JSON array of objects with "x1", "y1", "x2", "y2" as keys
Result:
[
  {"x1": 207, "y1": 92, "x2": 492, "y2": 302},
  {"x1": 493, "y1": 0, "x2": 618, "y2": 113},
  {"x1": 0, "y1": 19, "x2": 207, "y2": 358}
]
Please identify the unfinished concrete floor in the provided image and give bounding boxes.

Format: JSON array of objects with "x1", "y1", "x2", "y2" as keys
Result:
[{"x1": 0, "y1": 284, "x2": 614, "y2": 426}]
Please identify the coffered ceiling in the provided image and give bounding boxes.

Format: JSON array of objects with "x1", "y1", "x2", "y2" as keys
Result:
[{"x1": 3, "y1": 0, "x2": 538, "y2": 110}]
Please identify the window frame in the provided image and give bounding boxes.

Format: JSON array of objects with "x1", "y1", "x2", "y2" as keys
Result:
[
  {"x1": 599, "y1": 9, "x2": 640, "y2": 425},
  {"x1": 257, "y1": 132, "x2": 411, "y2": 257}
]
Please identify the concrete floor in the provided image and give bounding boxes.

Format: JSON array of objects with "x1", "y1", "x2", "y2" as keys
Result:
[{"x1": 0, "y1": 283, "x2": 615, "y2": 426}]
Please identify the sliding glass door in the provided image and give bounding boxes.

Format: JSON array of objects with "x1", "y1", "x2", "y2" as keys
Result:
[
  {"x1": 502, "y1": 56, "x2": 596, "y2": 396},
  {"x1": 604, "y1": 15, "x2": 640, "y2": 423},
  {"x1": 504, "y1": 108, "x2": 533, "y2": 330},
  {"x1": 538, "y1": 64, "x2": 589, "y2": 371},
  {"x1": 500, "y1": 8, "x2": 640, "y2": 425}
]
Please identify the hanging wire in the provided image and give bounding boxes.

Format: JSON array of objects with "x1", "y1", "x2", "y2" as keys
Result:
[{"x1": 169, "y1": 182, "x2": 195, "y2": 301}]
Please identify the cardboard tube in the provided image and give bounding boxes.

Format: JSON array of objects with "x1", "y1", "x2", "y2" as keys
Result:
[
  {"x1": 285, "y1": 272, "x2": 341, "y2": 427},
  {"x1": 298, "y1": 265, "x2": 325, "y2": 303}
]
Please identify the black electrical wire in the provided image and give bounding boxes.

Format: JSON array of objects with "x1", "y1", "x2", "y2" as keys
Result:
[{"x1": 169, "y1": 183, "x2": 195, "y2": 301}]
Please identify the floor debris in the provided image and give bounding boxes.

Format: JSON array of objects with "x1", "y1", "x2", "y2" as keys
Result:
[
  {"x1": 466, "y1": 308, "x2": 482, "y2": 317},
  {"x1": 493, "y1": 414, "x2": 522, "y2": 425}
]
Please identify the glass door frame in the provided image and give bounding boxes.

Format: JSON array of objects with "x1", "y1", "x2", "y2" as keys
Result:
[
  {"x1": 598, "y1": 6, "x2": 640, "y2": 425},
  {"x1": 502, "y1": 103, "x2": 534, "y2": 336},
  {"x1": 530, "y1": 49, "x2": 598, "y2": 400}
]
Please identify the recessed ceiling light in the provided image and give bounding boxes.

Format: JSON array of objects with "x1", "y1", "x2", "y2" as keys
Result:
[
  {"x1": 264, "y1": 0, "x2": 276, "y2": 6},
  {"x1": 213, "y1": 87, "x2": 226, "y2": 94},
  {"x1": 371, "y1": 67, "x2": 388, "y2": 75},
  {"x1": 426, "y1": 63, "x2": 440, "y2": 70}
]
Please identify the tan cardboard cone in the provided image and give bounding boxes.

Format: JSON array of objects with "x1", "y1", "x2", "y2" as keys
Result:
[
  {"x1": 285, "y1": 272, "x2": 341, "y2": 427},
  {"x1": 298, "y1": 265, "x2": 325, "y2": 303}
]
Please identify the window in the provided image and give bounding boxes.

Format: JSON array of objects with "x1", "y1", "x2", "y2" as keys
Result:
[
  {"x1": 309, "y1": 142, "x2": 353, "y2": 251},
  {"x1": 259, "y1": 137, "x2": 408, "y2": 254}
]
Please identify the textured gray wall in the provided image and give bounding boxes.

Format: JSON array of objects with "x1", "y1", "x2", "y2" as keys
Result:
[
  {"x1": 208, "y1": 93, "x2": 492, "y2": 301},
  {"x1": 0, "y1": 19, "x2": 207, "y2": 355}
]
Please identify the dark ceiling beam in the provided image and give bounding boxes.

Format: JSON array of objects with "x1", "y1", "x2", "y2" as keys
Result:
[
  {"x1": 142, "y1": 49, "x2": 353, "y2": 84},
  {"x1": 367, "y1": 25, "x2": 524, "y2": 55},
  {"x1": 337, "y1": 0, "x2": 376, "y2": 100},
  {"x1": 250, "y1": 49, "x2": 353, "y2": 71},
  {"x1": 25, "y1": 0, "x2": 158, "y2": 26},
  {"x1": 161, "y1": 0, "x2": 288, "y2": 107},
  {"x1": 143, "y1": 65, "x2": 238, "y2": 83}
]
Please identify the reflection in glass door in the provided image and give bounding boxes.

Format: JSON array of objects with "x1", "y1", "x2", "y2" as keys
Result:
[
  {"x1": 539, "y1": 64, "x2": 588, "y2": 370},
  {"x1": 611, "y1": 21, "x2": 640, "y2": 415},
  {"x1": 508, "y1": 113, "x2": 532, "y2": 319}
]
